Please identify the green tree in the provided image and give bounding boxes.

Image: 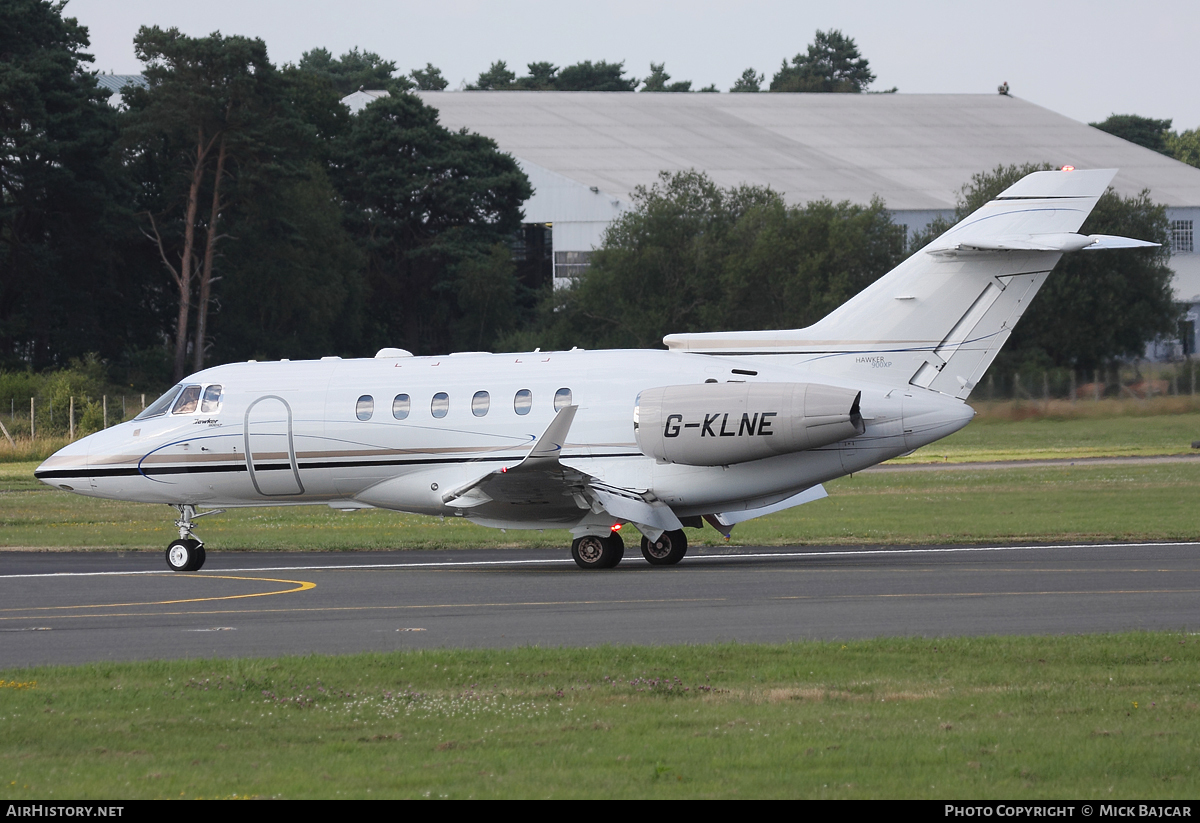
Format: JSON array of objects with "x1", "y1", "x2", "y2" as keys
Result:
[
  {"x1": 915, "y1": 163, "x2": 1176, "y2": 372},
  {"x1": 0, "y1": 0, "x2": 162, "y2": 371},
  {"x1": 467, "y1": 60, "x2": 516, "y2": 90},
  {"x1": 297, "y1": 47, "x2": 409, "y2": 94},
  {"x1": 731, "y1": 68, "x2": 763, "y2": 92},
  {"x1": 330, "y1": 93, "x2": 532, "y2": 354},
  {"x1": 528, "y1": 171, "x2": 905, "y2": 350},
  {"x1": 207, "y1": 163, "x2": 363, "y2": 362},
  {"x1": 641, "y1": 63, "x2": 692, "y2": 92},
  {"x1": 124, "y1": 27, "x2": 310, "y2": 378},
  {"x1": 770, "y1": 30, "x2": 876, "y2": 93},
  {"x1": 1167, "y1": 128, "x2": 1200, "y2": 168},
  {"x1": 1090, "y1": 114, "x2": 1173, "y2": 155},
  {"x1": 514, "y1": 62, "x2": 558, "y2": 90},
  {"x1": 410, "y1": 63, "x2": 449, "y2": 91},
  {"x1": 555, "y1": 60, "x2": 638, "y2": 91}
]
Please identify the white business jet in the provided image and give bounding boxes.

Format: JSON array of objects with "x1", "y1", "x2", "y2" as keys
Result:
[{"x1": 36, "y1": 168, "x2": 1155, "y2": 571}]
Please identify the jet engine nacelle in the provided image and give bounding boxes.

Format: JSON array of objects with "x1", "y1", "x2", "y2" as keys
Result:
[{"x1": 634, "y1": 382, "x2": 864, "y2": 466}]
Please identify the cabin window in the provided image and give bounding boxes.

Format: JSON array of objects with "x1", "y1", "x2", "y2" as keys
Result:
[
  {"x1": 431, "y1": 392, "x2": 449, "y2": 418},
  {"x1": 172, "y1": 385, "x2": 202, "y2": 415},
  {"x1": 392, "y1": 394, "x2": 411, "y2": 420},
  {"x1": 137, "y1": 385, "x2": 182, "y2": 420},
  {"x1": 472, "y1": 391, "x2": 490, "y2": 417},
  {"x1": 514, "y1": 389, "x2": 532, "y2": 415},
  {"x1": 200, "y1": 385, "x2": 223, "y2": 413},
  {"x1": 553, "y1": 387, "x2": 572, "y2": 411},
  {"x1": 356, "y1": 395, "x2": 374, "y2": 421}
]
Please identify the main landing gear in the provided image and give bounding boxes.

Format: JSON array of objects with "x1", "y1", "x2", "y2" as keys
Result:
[
  {"x1": 571, "y1": 531, "x2": 624, "y2": 570},
  {"x1": 640, "y1": 529, "x2": 688, "y2": 566},
  {"x1": 165, "y1": 505, "x2": 222, "y2": 572},
  {"x1": 569, "y1": 528, "x2": 689, "y2": 570}
]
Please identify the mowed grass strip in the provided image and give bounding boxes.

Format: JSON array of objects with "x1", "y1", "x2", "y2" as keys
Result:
[
  {"x1": 1, "y1": 636, "x2": 1196, "y2": 799},
  {"x1": 897, "y1": 409, "x2": 1200, "y2": 464},
  {"x1": 4, "y1": 460, "x2": 1200, "y2": 550}
]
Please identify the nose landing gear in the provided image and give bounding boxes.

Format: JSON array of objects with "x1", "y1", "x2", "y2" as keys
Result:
[{"x1": 165, "y1": 505, "x2": 223, "y2": 572}]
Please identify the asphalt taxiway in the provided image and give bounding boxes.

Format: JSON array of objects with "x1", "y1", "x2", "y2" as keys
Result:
[{"x1": 2, "y1": 541, "x2": 1198, "y2": 668}]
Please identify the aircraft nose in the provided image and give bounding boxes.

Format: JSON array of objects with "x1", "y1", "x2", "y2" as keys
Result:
[{"x1": 34, "y1": 433, "x2": 91, "y2": 490}]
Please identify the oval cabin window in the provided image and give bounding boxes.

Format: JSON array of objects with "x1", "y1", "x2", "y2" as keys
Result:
[
  {"x1": 392, "y1": 394, "x2": 410, "y2": 420},
  {"x1": 514, "y1": 389, "x2": 532, "y2": 415},
  {"x1": 553, "y1": 388, "x2": 572, "y2": 411},
  {"x1": 472, "y1": 391, "x2": 490, "y2": 417},
  {"x1": 431, "y1": 392, "x2": 449, "y2": 419},
  {"x1": 356, "y1": 395, "x2": 374, "y2": 421}
]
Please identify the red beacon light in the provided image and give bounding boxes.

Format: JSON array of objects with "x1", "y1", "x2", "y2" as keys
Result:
[
  {"x1": 611, "y1": 523, "x2": 622, "y2": 532},
  {"x1": 1061, "y1": 165, "x2": 1075, "y2": 171}
]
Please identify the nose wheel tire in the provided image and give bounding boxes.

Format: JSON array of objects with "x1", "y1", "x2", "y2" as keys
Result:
[
  {"x1": 166, "y1": 539, "x2": 205, "y2": 572},
  {"x1": 571, "y1": 532, "x2": 624, "y2": 569},
  {"x1": 640, "y1": 529, "x2": 687, "y2": 566}
]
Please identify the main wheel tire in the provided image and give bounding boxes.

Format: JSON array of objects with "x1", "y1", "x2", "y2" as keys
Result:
[
  {"x1": 166, "y1": 538, "x2": 202, "y2": 572},
  {"x1": 571, "y1": 534, "x2": 621, "y2": 570},
  {"x1": 606, "y1": 532, "x2": 625, "y2": 568},
  {"x1": 640, "y1": 529, "x2": 688, "y2": 566},
  {"x1": 192, "y1": 545, "x2": 207, "y2": 571}
]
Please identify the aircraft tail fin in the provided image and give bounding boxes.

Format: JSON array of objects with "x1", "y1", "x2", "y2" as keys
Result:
[{"x1": 664, "y1": 169, "x2": 1156, "y2": 399}]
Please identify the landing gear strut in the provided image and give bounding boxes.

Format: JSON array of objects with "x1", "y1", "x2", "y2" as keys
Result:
[
  {"x1": 165, "y1": 505, "x2": 221, "y2": 572},
  {"x1": 571, "y1": 531, "x2": 624, "y2": 570}
]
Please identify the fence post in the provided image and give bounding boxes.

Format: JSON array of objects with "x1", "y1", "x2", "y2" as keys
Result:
[
  {"x1": 1043, "y1": 372, "x2": 1049, "y2": 406},
  {"x1": 103, "y1": 395, "x2": 107, "y2": 429},
  {"x1": 30, "y1": 397, "x2": 34, "y2": 439},
  {"x1": 1070, "y1": 371, "x2": 1076, "y2": 404},
  {"x1": 69, "y1": 396, "x2": 74, "y2": 441},
  {"x1": 141, "y1": 393, "x2": 145, "y2": 410}
]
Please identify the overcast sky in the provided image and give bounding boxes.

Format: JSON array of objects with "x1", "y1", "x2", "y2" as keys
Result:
[{"x1": 66, "y1": 0, "x2": 1200, "y2": 131}]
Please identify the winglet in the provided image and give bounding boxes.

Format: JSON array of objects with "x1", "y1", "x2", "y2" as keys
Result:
[
  {"x1": 519, "y1": 405, "x2": 577, "y2": 467},
  {"x1": 441, "y1": 405, "x2": 580, "y2": 505}
]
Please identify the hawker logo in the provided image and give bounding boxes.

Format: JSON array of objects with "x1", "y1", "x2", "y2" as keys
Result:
[
  {"x1": 664, "y1": 412, "x2": 776, "y2": 438},
  {"x1": 856, "y1": 355, "x2": 892, "y2": 368}
]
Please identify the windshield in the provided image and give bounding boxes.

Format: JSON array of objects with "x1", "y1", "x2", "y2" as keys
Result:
[{"x1": 135, "y1": 385, "x2": 183, "y2": 420}]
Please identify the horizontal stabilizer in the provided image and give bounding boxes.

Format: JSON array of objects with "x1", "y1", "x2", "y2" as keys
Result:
[
  {"x1": 1083, "y1": 234, "x2": 1161, "y2": 250},
  {"x1": 929, "y1": 232, "x2": 1160, "y2": 254}
]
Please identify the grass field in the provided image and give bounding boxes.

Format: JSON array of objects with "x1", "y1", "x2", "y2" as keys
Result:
[
  {"x1": 4, "y1": 458, "x2": 1199, "y2": 551},
  {"x1": 1, "y1": 636, "x2": 1196, "y2": 799},
  {"x1": 898, "y1": 408, "x2": 1200, "y2": 463}
]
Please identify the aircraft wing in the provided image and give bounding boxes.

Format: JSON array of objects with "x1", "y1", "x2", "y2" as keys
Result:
[{"x1": 441, "y1": 406, "x2": 681, "y2": 531}]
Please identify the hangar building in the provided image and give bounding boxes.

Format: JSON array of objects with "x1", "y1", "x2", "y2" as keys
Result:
[{"x1": 366, "y1": 91, "x2": 1198, "y2": 355}]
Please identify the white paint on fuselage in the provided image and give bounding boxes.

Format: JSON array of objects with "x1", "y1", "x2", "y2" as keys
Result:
[{"x1": 36, "y1": 349, "x2": 974, "y2": 527}]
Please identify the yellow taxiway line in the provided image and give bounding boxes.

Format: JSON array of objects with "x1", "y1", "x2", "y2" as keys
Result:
[{"x1": 0, "y1": 575, "x2": 314, "y2": 613}]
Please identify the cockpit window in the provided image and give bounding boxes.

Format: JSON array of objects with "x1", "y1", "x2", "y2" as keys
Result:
[
  {"x1": 136, "y1": 385, "x2": 183, "y2": 420},
  {"x1": 171, "y1": 385, "x2": 202, "y2": 415},
  {"x1": 200, "y1": 385, "x2": 223, "y2": 413}
]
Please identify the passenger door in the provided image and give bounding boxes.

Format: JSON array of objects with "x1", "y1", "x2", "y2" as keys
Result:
[{"x1": 244, "y1": 396, "x2": 304, "y2": 496}]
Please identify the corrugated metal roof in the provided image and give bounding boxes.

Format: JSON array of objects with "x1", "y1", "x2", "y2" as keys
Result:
[
  {"x1": 415, "y1": 91, "x2": 1200, "y2": 210},
  {"x1": 95, "y1": 74, "x2": 147, "y2": 93}
]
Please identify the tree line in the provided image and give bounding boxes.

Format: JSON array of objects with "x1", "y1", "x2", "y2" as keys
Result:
[
  {"x1": 1090, "y1": 114, "x2": 1200, "y2": 170},
  {"x1": 462, "y1": 30, "x2": 887, "y2": 94},
  {"x1": 0, "y1": 1, "x2": 1182, "y2": 397}
]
